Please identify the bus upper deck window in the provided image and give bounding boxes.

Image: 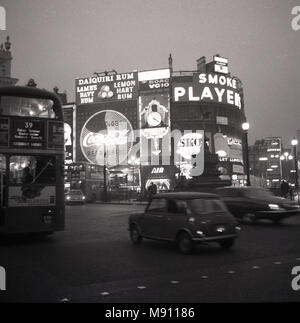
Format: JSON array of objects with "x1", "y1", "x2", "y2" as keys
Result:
[{"x1": 0, "y1": 96, "x2": 56, "y2": 118}]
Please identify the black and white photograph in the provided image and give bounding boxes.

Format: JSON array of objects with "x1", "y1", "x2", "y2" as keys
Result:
[{"x1": 0, "y1": 0, "x2": 300, "y2": 309}]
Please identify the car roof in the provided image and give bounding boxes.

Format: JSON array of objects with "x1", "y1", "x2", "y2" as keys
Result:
[
  {"x1": 153, "y1": 191, "x2": 219, "y2": 199},
  {"x1": 217, "y1": 186, "x2": 265, "y2": 190}
]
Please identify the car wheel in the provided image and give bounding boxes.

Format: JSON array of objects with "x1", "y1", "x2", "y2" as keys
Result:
[
  {"x1": 130, "y1": 224, "x2": 142, "y2": 245},
  {"x1": 219, "y1": 238, "x2": 235, "y2": 250},
  {"x1": 177, "y1": 232, "x2": 194, "y2": 254}
]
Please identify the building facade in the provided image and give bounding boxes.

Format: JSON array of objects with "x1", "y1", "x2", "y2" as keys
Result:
[
  {"x1": 65, "y1": 55, "x2": 247, "y2": 195},
  {"x1": 0, "y1": 36, "x2": 18, "y2": 87}
]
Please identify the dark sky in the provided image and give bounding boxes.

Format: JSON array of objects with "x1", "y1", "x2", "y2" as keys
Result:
[{"x1": 1, "y1": 0, "x2": 300, "y2": 146}]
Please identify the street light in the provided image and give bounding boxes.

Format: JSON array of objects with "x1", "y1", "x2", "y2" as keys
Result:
[
  {"x1": 242, "y1": 122, "x2": 251, "y2": 186},
  {"x1": 280, "y1": 151, "x2": 293, "y2": 182},
  {"x1": 129, "y1": 156, "x2": 140, "y2": 190},
  {"x1": 291, "y1": 138, "x2": 299, "y2": 202},
  {"x1": 102, "y1": 142, "x2": 108, "y2": 202}
]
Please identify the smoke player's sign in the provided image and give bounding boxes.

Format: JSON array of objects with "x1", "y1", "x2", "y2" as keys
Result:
[{"x1": 173, "y1": 73, "x2": 242, "y2": 109}]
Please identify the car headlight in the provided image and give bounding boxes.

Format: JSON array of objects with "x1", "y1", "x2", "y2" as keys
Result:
[
  {"x1": 82, "y1": 196, "x2": 86, "y2": 200},
  {"x1": 66, "y1": 196, "x2": 70, "y2": 200},
  {"x1": 268, "y1": 204, "x2": 281, "y2": 210}
]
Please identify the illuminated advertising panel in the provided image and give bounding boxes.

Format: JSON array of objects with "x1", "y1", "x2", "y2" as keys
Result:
[
  {"x1": 140, "y1": 96, "x2": 170, "y2": 129},
  {"x1": 214, "y1": 133, "x2": 243, "y2": 162},
  {"x1": 143, "y1": 165, "x2": 171, "y2": 191},
  {"x1": 214, "y1": 56, "x2": 229, "y2": 74},
  {"x1": 76, "y1": 100, "x2": 138, "y2": 167},
  {"x1": 63, "y1": 106, "x2": 74, "y2": 164},
  {"x1": 265, "y1": 137, "x2": 282, "y2": 185},
  {"x1": 138, "y1": 70, "x2": 171, "y2": 165},
  {"x1": 173, "y1": 73, "x2": 242, "y2": 110},
  {"x1": 139, "y1": 93, "x2": 170, "y2": 163},
  {"x1": 175, "y1": 130, "x2": 205, "y2": 178},
  {"x1": 80, "y1": 110, "x2": 134, "y2": 167},
  {"x1": 47, "y1": 121, "x2": 64, "y2": 150},
  {"x1": 75, "y1": 72, "x2": 138, "y2": 105}
]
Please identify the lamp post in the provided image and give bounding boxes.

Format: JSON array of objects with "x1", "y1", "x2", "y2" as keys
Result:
[
  {"x1": 242, "y1": 122, "x2": 251, "y2": 186},
  {"x1": 291, "y1": 138, "x2": 299, "y2": 203},
  {"x1": 103, "y1": 141, "x2": 108, "y2": 202},
  {"x1": 130, "y1": 156, "x2": 136, "y2": 189},
  {"x1": 280, "y1": 152, "x2": 293, "y2": 181},
  {"x1": 129, "y1": 156, "x2": 140, "y2": 190}
]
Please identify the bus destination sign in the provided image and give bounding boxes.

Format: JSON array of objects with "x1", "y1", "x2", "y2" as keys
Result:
[{"x1": 10, "y1": 119, "x2": 45, "y2": 149}]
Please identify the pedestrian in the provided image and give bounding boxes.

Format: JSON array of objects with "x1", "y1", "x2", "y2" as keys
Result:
[
  {"x1": 289, "y1": 184, "x2": 294, "y2": 201},
  {"x1": 280, "y1": 180, "x2": 289, "y2": 198},
  {"x1": 148, "y1": 182, "x2": 157, "y2": 200},
  {"x1": 22, "y1": 167, "x2": 33, "y2": 184}
]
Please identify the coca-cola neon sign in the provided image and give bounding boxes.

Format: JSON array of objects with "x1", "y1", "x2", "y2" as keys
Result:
[{"x1": 80, "y1": 110, "x2": 134, "y2": 167}]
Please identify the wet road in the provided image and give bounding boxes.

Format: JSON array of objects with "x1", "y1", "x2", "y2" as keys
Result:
[{"x1": 0, "y1": 203, "x2": 300, "y2": 303}]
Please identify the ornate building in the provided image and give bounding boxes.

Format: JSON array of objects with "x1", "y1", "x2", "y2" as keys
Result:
[{"x1": 0, "y1": 36, "x2": 18, "y2": 86}]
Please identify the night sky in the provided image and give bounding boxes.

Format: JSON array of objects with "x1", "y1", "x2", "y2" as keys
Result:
[{"x1": 1, "y1": 0, "x2": 300, "y2": 146}]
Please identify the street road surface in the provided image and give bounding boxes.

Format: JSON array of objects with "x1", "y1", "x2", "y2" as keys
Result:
[{"x1": 0, "y1": 203, "x2": 300, "y2": 303}]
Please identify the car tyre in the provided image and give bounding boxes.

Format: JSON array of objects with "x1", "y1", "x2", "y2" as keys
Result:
[
  {"x1": 130, "y1": 224, "x2": 142, "y2": 245},
  {"x1": 219, "y1": 238, "x2": 235, "y2": 250},
  {"x1": 177, "y1": 232, "x2": 194, "y2": 254}
]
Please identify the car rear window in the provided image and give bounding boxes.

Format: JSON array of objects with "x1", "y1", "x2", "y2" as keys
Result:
[
  {"x1": 204, "y1": 199, "x2": 228, "y2": 213},
  {"x1": 167, "y1": 199, "x2": 187, "y2": 214},
  {"x1": 187, "y1": 199, "x2": 205, "y2": 214},
  {"x1": 147, "y1": 198, "x2": 167, "y2": 212},
  {"x1": 70, "y1": 190, "x2": 83, "y2": 195}
]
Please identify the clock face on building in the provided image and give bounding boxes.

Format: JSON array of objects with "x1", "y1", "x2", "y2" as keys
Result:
[{"x1": 147, "y1": 111, "x2": 162, "y2": 127}]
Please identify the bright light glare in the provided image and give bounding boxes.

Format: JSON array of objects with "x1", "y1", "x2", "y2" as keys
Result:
[{"x1": 242, "y1": 122, "x2": 250, "y2": 131}]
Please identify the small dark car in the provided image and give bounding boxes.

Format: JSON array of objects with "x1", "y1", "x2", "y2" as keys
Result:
[
  {"x1": 128, "y1": 192, "x2": 240, "y2": 254},
  {"x1": 217, "y1": 187, "x2": 300, "y2": 224}
]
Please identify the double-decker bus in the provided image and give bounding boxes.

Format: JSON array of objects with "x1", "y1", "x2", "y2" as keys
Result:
[
  {"x1": 0, "y1": 86, "x2": 65, "y2": 235},
  {"x1": 64, "y1": 162, "x2": 109, "y2": 202}
]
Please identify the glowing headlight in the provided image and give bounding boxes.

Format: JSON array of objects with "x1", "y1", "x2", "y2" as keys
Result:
[
  {"x1": 268, "y1": 204, "x2": 280, "y2": 210},
  {"x1": 82, "y1": 196, "x2": 86, "y2": 200},
  {"x1": 66, "y1": 196, "x2": 70, "y2": 200}
]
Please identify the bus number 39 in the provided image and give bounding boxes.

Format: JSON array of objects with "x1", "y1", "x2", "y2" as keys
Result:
[
  {"x1": 149, "y1": 307, "x2": 195, "y2": 318},
  {"x1": 25, "y1": 122, "x2": 33, "y2": 129}
]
